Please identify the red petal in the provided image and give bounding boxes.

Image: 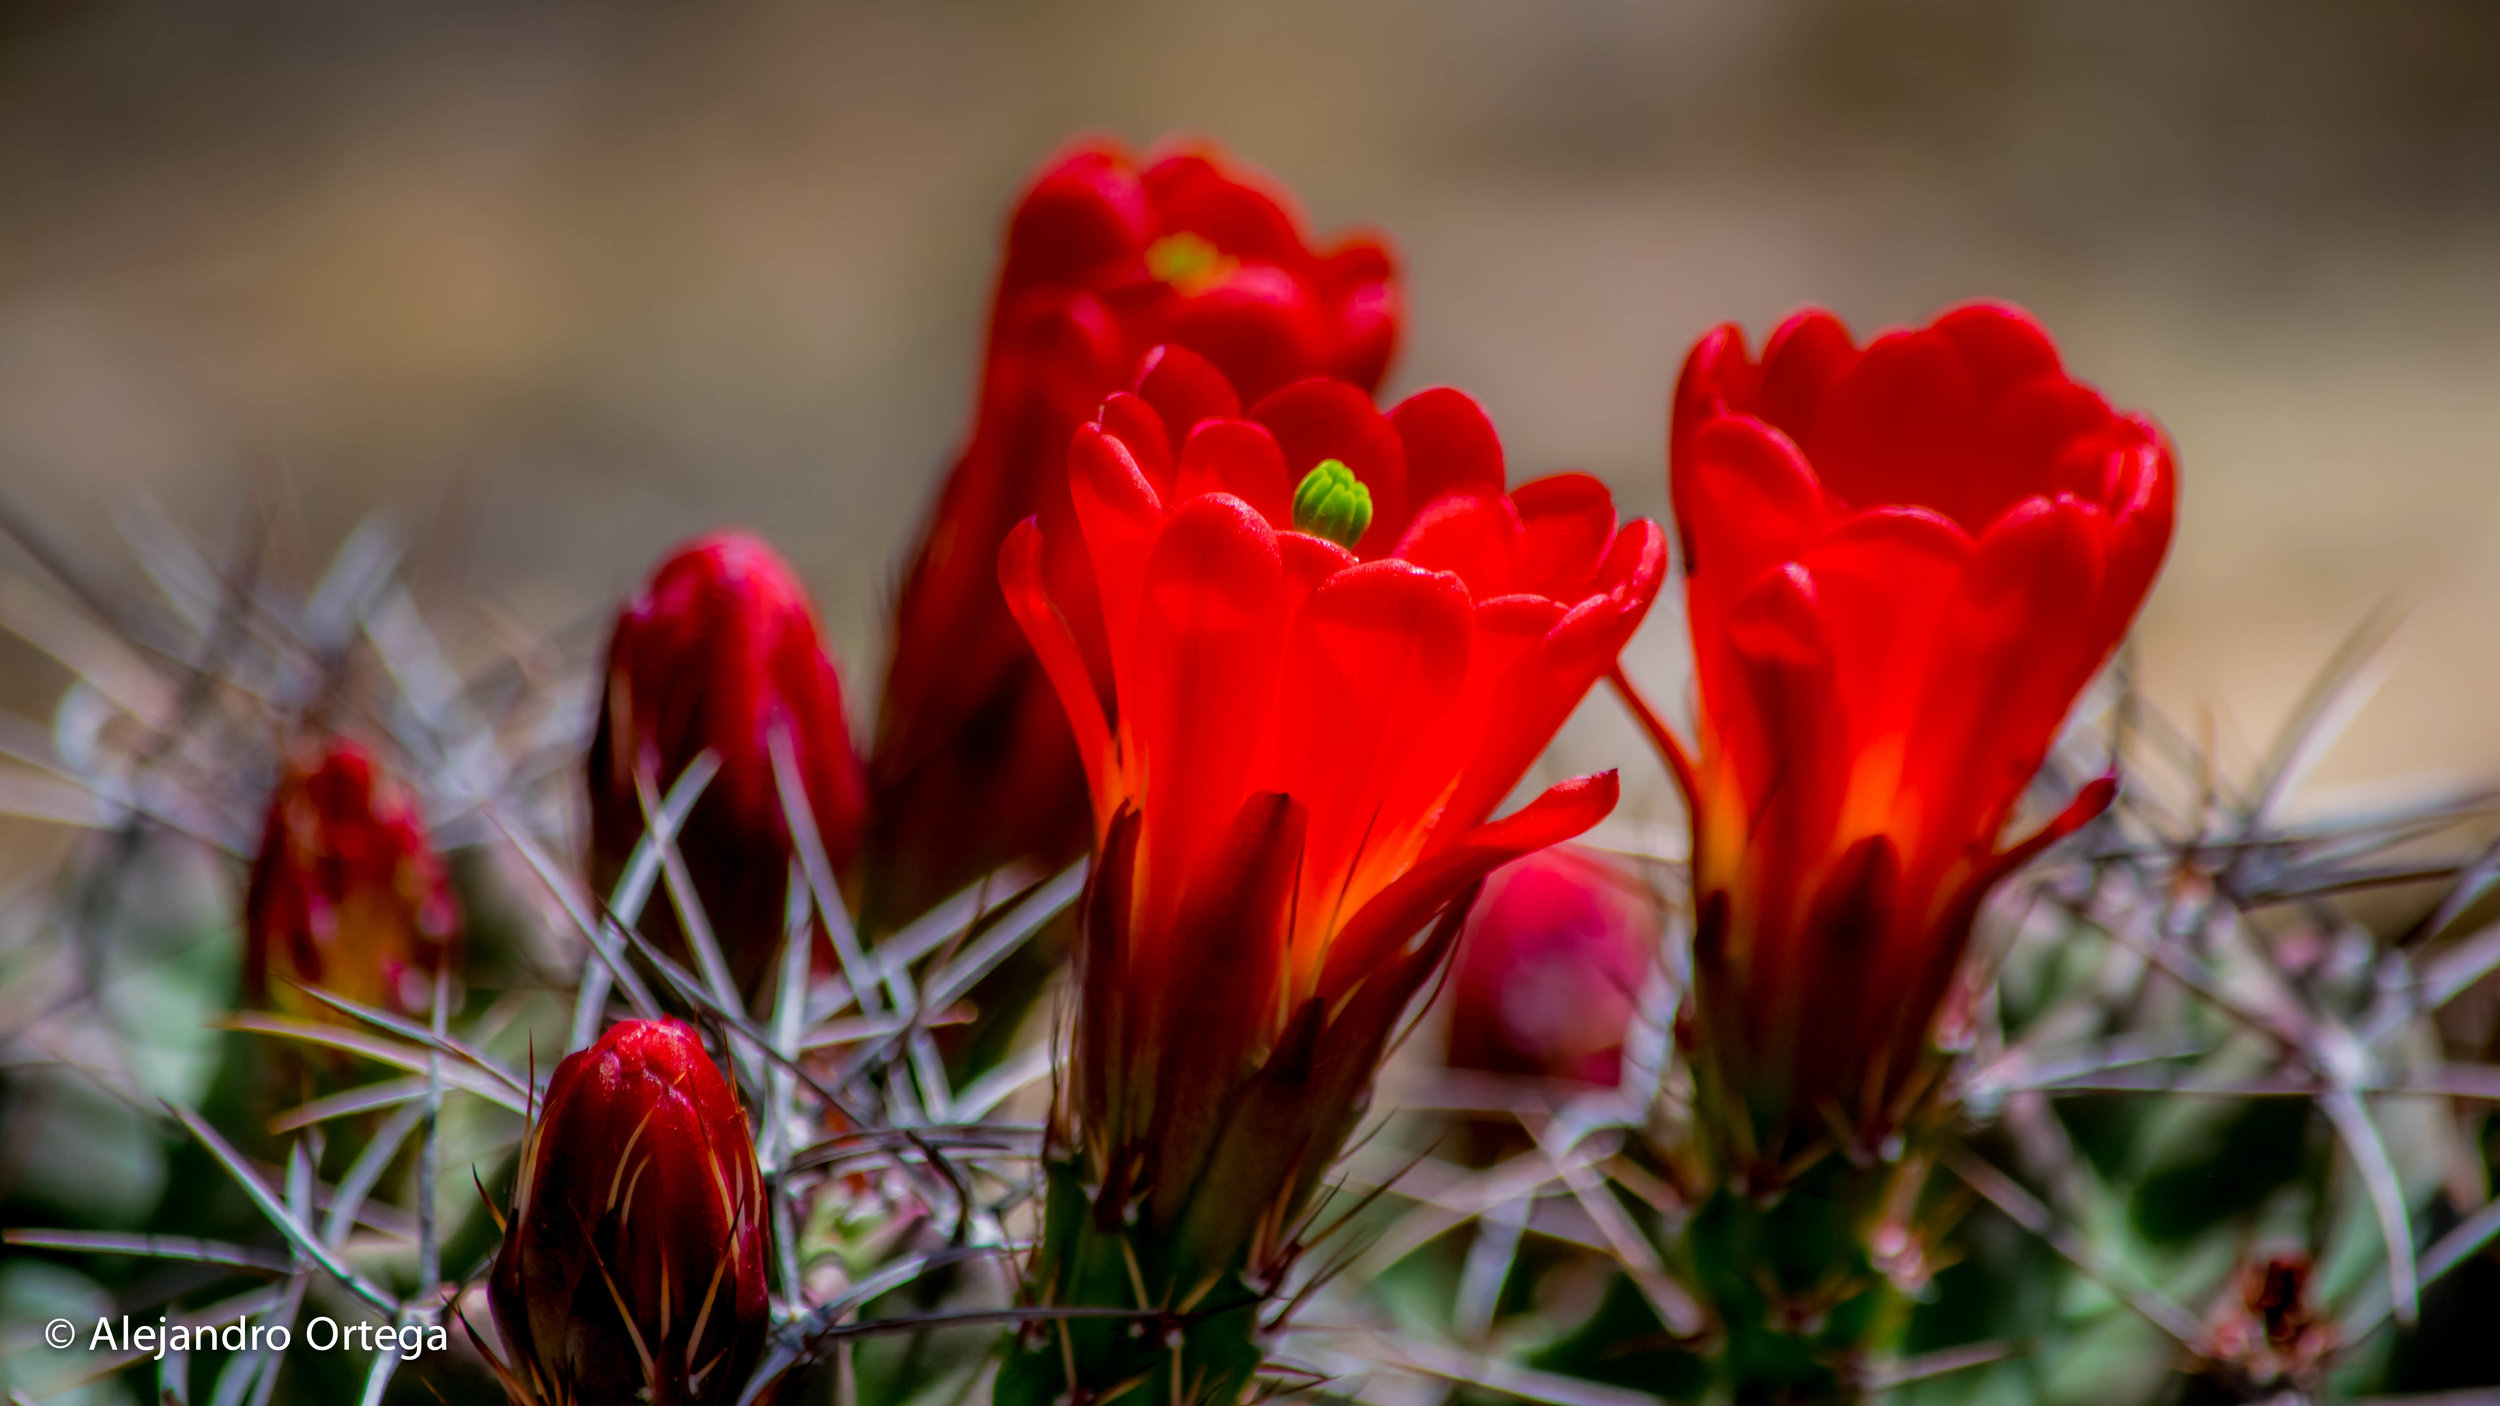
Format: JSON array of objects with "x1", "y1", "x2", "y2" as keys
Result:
[
  {"x1": 1127, "y1": 494, "x2": 1287, "y2": 939},
  {"x1": 1985, "y1": 379, "x2": 2120, "y2": 506},
  {"x1": 1431, "y1": 521, "x2": 1665, "y2": 850},
  {"x1": 998, "y1": 519, "x2": 1112, "y2": 821},
  {"x1": 1317, "y1": 771, "x2": 1619, "y2": 1000},
  {"x1": 1673, "y1": 416, "x2": 1831, "y2": 590},
  {"x1": 1390, "y1": 387, "x2": 1506, "y2": 507},
  {"x1": 1932, "y1": 301, "x2": 2063, "y2": 403},
  {"x1": 1508, "y1": 473, "x2": 1619, "y2": 601},
  {"x1": 1672, "y1": 323, "x2": 1756, "y2": 470},
  {"x1": 1098, "y1": 392, "x2": 1175, "y2": 496},
  {"x1": 1176, "y1": 418, "x2": 1294, "y2": 526},
  {"x1": 1140, "y1": 148, "x2": 1310, "y2": 268},
  {"x1": 1803, "y1": 326, "x2": 1988, "y2": 526},
  {"x1": 1175, "y1": 265, "x2": 1326, "y2": 405},
  {"x1": 1715, "y1": 560, "x2": 1847, "y2": 867},
  {"x1": 1143, "y1": 791, "x2": 1305, "y2": 1228},
  {"x1": 1990, "y1": 773, "x2": 2117, "y2": 878},
  {"x1": 1957, "y1": 493, "x2": 2108, "y2": 650},
  {"x1": 1252, "y1": 559, "x2": 1476, "y2": 970},
  {"x1": 1393, "y1": 493, "x2": 1520, "y2": 600},
  {"x1": 1135, "y1": 343, "x2": 1243, "y2": 439},
  {"x1": 1787, "y1": 506, "x2": 1972, "y2": 749},
  {"x1": 1069, "y1": 423, "x2": 1168, "y2": 715},
  {"x1": 1751, "y1": 309, "x2": 1860, "y2": 447},
  {"x1": 1326, "y1": 252, "x2": 1400, "y2": 392},
  {"x1": 2093, "y1": 432, "x2": 2177, "y2": 646},
  {"x1": 1898, "y1": 495, "x2": 2112, "y2": 886},
  {"x1": 1251, "y1": 377, "x2": 1410, "y2": 557},
  {"x1": 1000, "y1": 143, "x2": 1151, "y2": 293},
  {"x1": 1279, "y1": 530, "x2": 1357, "y2": 622},
  {"x1": 1319, "y1": 236, "x2": 1396, "y2": 293},
  {"x1": 1675, "y1": 416, "x2": 1833, "y2": 720}
]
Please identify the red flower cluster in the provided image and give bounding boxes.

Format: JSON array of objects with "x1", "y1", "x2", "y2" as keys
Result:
[
  {"x1": 489, "y1": 1018, "x2": 771, "y2": 1406},
  {"x1": 1649, "y1": 302, "x2": 2176, "y2": 1171},
  {"x1": 590, "y1": 532, "x2": 865, "y2": 1006},
  {"x1": 244, "y1": 737, "x2": 460, "y2": 1022},
  {"x1": 868, "y1": 139, "x2": 1400, "y2": 927},
  {"x1": 1445, "y1": 845, "x2": 1659, "y2": 1088},
  {"x1": 1002, "y1": 349, "x2": 1664, "y2": 1281}
]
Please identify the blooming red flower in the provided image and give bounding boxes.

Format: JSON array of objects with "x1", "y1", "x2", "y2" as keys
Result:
[
  {"x1": 1641, "y1": 301, "x2": 2176, "y2": 1174},
  {"x1": 1000, "y1": 353, "x2": 1664, "y2": 1315},
  {"x1": 1445, "y1": 845, "x2": 1659, "y2": 1087},
  {"x1": 867, "y1": 138, "x2": 1400, "y2": 928},
  {"x1": 244, "y1": 736, "x2": 460, "y2": 1022},
  {"x1": 590, "y1": 532, "x2": 865, "y2": 1006},
  {"x1": 489, "y1": 1018, "x2": 770, "y2": 1406}
]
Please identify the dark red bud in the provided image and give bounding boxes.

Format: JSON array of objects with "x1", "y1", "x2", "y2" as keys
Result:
[
  {"x1": 489, "y1": 1018, "x2": 771, "y2": 1406},
  {"x1": 589, "y1": 532, "x2": 864, "y2": 1004}
]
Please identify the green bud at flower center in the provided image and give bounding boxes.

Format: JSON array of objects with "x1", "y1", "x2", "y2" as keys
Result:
[
  {"x1": 1292, "y1": 459, "x2": 1373, "y2": 548},
  {"x1": 1145, "y1": 232, "x2": 1228, "y2": 292}
]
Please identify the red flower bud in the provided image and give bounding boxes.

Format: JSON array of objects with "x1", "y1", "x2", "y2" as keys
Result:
[
  {"x1": 2204, "y1": 1253, "x2": 2332, "y2": 1387},
  {"x1": 489, "y1": 1018, "x2": 771, "y2": 1406},
  {"x1": 243, "y1": 737, "x2": 459, "y2": 1022},
  {"x1": 589, "y1": 532, "x2": 864, "y2": 1006},
  {"x1": 1658, "y1": 301, "x2": 2176, "y2": 1172},
  {"x1": 1446, "y1": 846, "x2": 1659, "y2": 1087},
  {"x1": 1002, "y1": 353, "x2": 1664, "y2": 1281},
  {"x1": 868, "y1": 138, "x2": 1401, "y2": 928}
]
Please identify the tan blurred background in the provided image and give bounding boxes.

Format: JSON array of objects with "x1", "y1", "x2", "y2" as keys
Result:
[{"x1": 4, "y1": 0, "x2": 2499, "y2": 839}]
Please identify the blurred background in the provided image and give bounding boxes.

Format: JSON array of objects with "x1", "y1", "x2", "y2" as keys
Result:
[{"x1": 4, "y1": 0, "x2": 2500, "y2": 841}]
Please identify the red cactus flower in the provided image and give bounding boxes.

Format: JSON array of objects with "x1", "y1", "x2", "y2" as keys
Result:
[
  {"x1": 1633, "y1": 301, "x2": 2176, "y2": 1174},
  {"x1": 590, "y1": 532, "x2": 865, "y2": 1006},
  {"x1": 244, "y1": 736, "x2": 460, "y2": 1022},
  {"x1": 1446, "y1": 845, "x2": 1660, "y2": 1088},
  {"x1": 1001, "y1": 352, "x2": 1665, "y2": 1294},
  {"x1": 489, "y1": 1018, "x2": 770, "y2": 1406},
  {"x1": 867, "y1": 137, "x2": 1400, "y2": 928}
]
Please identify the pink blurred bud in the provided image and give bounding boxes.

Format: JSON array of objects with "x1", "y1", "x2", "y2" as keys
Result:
[{"x1": 1445, "y1": 845, "x2": 1659, "y2": 1086}]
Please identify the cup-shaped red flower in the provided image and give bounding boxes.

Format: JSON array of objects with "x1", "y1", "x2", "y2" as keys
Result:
[
  {"x1": 1644, "y1": 301, "x2": 2176, "y2": 1176},
  {"x1": 590, "y1": 532, "x2": 865, "y2": 1007},
  {"x1": 1446, "y1": 845, "x2": 1659, "y2": 1088},
  {"x1": 244, "y1": 737, "x2": 460, "y2": 1023},
  {"x1": 488, "y1": 1018, "x2": 770, "y2": 1406},
  {"x1": 867, "y1": 138, "x2": 1400, "y2": 928},
  {"x1": 995, "y1": 351, "x2": 1663, "y2": 1403}
]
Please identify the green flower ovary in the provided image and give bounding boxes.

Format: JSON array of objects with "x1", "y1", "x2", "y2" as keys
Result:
[{"x1": 1292, "y1": 459, "x2": 1373, "y2": 548}]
